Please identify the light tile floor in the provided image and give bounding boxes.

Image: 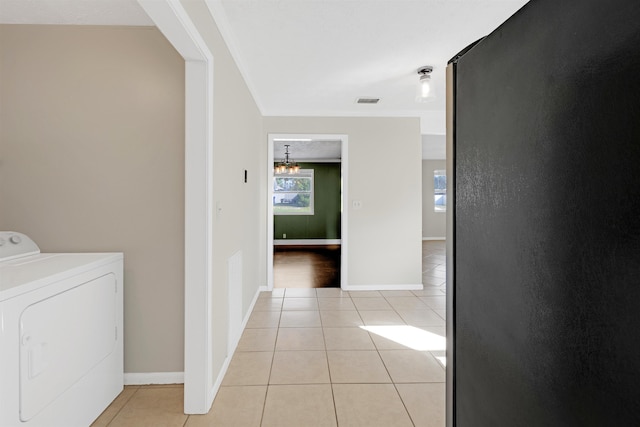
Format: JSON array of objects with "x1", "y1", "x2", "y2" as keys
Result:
[{"x1": 93, "y1": 242, "x2": 446, "y2": 427}]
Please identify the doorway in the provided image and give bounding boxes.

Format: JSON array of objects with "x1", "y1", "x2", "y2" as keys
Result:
[
  {"x1": 267, "y1": 134, "x2": 349, "y2": 290},
  {"x1": 273, "y1": 244, "x2": 342, "y2": 288}
]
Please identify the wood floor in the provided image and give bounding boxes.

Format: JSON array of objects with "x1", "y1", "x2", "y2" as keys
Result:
[
  {"x1": 274, "y1": 241, "x2": 447, "y2": 289},
  {"x1": 274, "y1": 245, "x2": 341, "y2": 288}
]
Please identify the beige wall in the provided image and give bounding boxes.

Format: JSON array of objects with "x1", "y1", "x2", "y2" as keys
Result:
[
  {"x1": 181, "y1": 0, "x2": 265, "y2": 384},
  {"x1": 0, "y1": 25, "x2": 185, "y2": 373},
  {"x1": 263, "y1": 117, "x2": 423, "y2": 287},
  {"x1": 422, "y1": 159, "x2": 447, "y2": 238}
]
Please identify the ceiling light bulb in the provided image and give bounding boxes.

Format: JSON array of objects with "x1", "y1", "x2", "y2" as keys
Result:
[
  {"x1": 416, "y1": 65, "x2": 434, "y2": 102},
  {"x1": 420, "y1": 74, "x2": 431, "y2": 98}
]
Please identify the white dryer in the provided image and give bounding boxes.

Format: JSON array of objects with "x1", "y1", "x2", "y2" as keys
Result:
[{"x1": 0, "y1": 231, "x2": 123, "y2": 426}]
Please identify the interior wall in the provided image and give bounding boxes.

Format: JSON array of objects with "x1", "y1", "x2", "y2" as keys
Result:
[
  {"x1": 180, "y1": 0, "x2": 265, "y2": 384},
  {"x1": 0, "y1": 25, "x2": 185, "y2": 374},
  {"x1": 274, "y1": 162, "x2": 341, "y2": 240},
  {"x1": 263, "y1": 117, "x2": 423, "y2": 287},
  {"x1": 422, "y1": 159, "x2": 447, "y2": 239}
]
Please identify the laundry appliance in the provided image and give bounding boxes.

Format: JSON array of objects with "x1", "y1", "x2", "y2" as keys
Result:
[{"x1": 0, "y1": 231, "x2": 123, "y2": 426}]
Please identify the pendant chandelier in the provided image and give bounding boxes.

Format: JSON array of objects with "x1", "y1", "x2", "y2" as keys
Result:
[{"x1": 275, "y1": 144, "x2": 300, "y2": 174}]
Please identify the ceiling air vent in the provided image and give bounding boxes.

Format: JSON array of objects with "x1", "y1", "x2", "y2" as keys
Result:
[{"x1": 356, "y1": 97, "x2": 380, "y2": 104}]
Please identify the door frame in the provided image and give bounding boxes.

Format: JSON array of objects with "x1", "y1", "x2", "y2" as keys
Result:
[
  {"x1": 267, "y1": 134, "x2": 349, "y2": 290},
  {"x1": 137, "y1": 0, "x2": 214, "y2": 414}
]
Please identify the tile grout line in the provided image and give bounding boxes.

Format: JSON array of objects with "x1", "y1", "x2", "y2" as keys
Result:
[
  {"x1": 259, "y1": 384, "x2": 269, "y2": 427},
  {"x1": 392, "y1": 381, "x2": 418, "y2": 427},
  {"x1": 359, "y1": 292, "x2": 419, "y2": 426},
  {"x1": 103, "y1": 386, "x2": 140, "y2": 427},
  {"x1": 318, "y1": 293, "x2": 340, "y2": 427},
  {"x1": 259, "y1": 290, "x2": 282, "y2": 427},
  {"x1": 377, "y1": 293, "x2": 422, "y2": 427},
  {"x1": 258, "y1": 283, "x2": 443, "y2": 426}
]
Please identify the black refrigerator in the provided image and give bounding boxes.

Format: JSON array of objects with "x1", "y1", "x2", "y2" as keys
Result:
[{"x1": 446, "y1": 0, "x2": 640, "y2": 425}]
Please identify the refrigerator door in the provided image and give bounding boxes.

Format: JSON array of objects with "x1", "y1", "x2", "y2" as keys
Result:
[{"x1": 449, "y1": 0, "x2": 640, "y2": 425}]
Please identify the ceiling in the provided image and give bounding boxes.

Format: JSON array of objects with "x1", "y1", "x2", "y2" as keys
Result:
[
  {"x1": 274, "y1": 139, "x2": 342, "y2": 162},
  {"x1": 0, "y1": 0, "x2": 529, "y2": 159},
  {"x1": 209, "y1": 0, "x2": 529, "y2": 136}
]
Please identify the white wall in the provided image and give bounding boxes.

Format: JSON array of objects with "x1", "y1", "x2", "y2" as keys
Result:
[
  {"x1": 180, "y1": 0, "x2": 265, "y2": 385},
  {"x1": 263, "y1": 117, "x2": 423, "y2": 288},
  {"x1": 422, "y1": 159, "x2": 447, "y2": 239}
]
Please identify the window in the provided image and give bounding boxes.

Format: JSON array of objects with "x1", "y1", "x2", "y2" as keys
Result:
[
  {"x1": 434, "y1": 169, "x2": 446, "y2": 212},
  {"x1": 273, "y1": 169, "x2": 314, "y2": 215}
]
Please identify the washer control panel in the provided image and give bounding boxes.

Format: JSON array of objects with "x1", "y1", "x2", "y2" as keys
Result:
[{"x1": 0, "y1": 232, "x2": 40, "y2": 261}]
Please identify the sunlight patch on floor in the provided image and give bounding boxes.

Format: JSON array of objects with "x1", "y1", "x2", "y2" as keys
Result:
[{"x1": 360, "y1": 325, "x2": 446, "y2": 351}]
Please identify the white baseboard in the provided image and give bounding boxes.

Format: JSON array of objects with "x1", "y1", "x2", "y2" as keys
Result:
[
  {"x1": 208, "y1": 354, "x2": 232, "y2": 407},
  {"x1": 274, "y1": 239, "x2": 341, "y2": 246},
  {"x1": 239, "y1": 289, "x2": 261, "y2": 341},
  {"x1": 342, "y1": 283, "x2": 424, "y2": 291},
  {"x1": 206, "y1": 287, "x2": 263, "y2": 405},
  {"x1": 124, "y1": 287, "x2": 263, "y2": 404},
  {"x1": 124, "y1": 372, "x2": 184, "y2": 385},
  {"x1": 422, "y1": 237, "x2": 446, "y2": 241}
]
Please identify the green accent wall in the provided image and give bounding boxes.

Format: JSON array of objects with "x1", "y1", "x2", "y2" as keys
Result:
[{"x1": 274, "y1": 162, "x2": 341, "y2": 239}]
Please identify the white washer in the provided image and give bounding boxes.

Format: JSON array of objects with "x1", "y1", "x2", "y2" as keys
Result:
[{"x1": 0, "y1": 231, "x2": 123, "y2": 426}]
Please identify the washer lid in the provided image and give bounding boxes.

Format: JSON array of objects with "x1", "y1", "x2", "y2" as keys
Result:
[{"x1": 0, "y1": 252, "x2": 122, "y2": 301}]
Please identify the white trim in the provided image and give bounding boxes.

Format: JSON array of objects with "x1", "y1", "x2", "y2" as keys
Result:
[
  {"x1": 267, "y1": 134, "x2": 349, "y2": 290},
  {"x1": 341, "y1": 137, "x2": 349, "y2": 289},
  {"x1": 206, "y1": 287, "x2": 263, "y2": 403},
  {"x1": 207, "y1": 355, "x2": 231, "y2": 406},
  {"x1": 244, "y1": 289, "x2": 263, "y2": 332},
  {"x1": 227, "y1": 250, "x2": 243, "y2": 355},
  {"x1": 262, "y1": 109, "x2": 427, "y2": 118},
  {"x1": 203, "y1": 0, "x2": 265, "y2": 113},
  {"x1": 267, "y1": 140, "x2": 275, "y2": 289},
  {"x1": 274, "y1": 239, "x2": 341, "y2": 246},
  {"x1": 124, "y1": 286, "x2": 266, "y2": 394},
  {"x1": 124, "y1": 372, "x2": 184, "y2": 385},
  {"x1": 422, "y1": 237, "x2": 446, "y2": 241},
  {"x1": 294, "y1": 158, "x2": 342, "y2": 163},
  {"x1": 105, "y1": 287, "x2": 265, "y2": 390},
  {"x1": 136, "y1": 0, "x2": 214, "y2": 415},
  {"x1": 343, "y1": 284, "x2": 424, "y2": 291}
]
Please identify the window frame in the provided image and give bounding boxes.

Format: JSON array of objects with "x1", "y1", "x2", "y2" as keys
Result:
[
  {"x1": 273, "y1": 169, "x2": 315, "y2": 216},
  {"x1": 434, "y1": 169, "x2": 447, "y2": 213}
]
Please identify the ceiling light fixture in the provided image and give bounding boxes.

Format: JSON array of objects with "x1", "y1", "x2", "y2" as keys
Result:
[
  {"x1": 417, "y1": 65, "x2": 434, "y2": 102},
  {"x1": 274, "y1": 145, "x2": 300, "y2": 174}
]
